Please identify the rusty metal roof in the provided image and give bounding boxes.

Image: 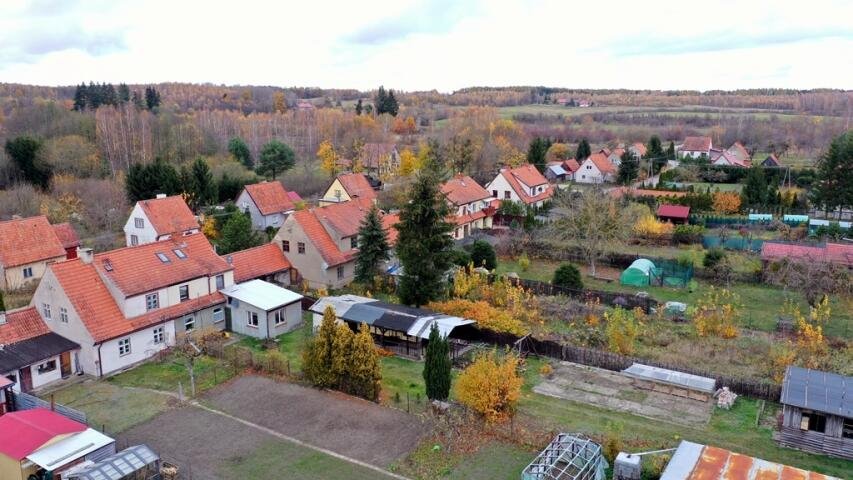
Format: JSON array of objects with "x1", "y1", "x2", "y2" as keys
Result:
[{"x1": 660, "y1": 441, "x2": 838, "y2": 480}]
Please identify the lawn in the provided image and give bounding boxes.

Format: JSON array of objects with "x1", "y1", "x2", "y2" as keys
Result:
[
  {"x1": 107, "y1": 352, "x2": 237, "y2": 396},
  {"x1": 680, "y1": 182, "x2": 743, "y2": 193}
]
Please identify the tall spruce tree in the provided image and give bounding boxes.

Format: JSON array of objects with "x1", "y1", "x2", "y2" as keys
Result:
[
  {"x1": 118, "y1": 83, "x2": 131, "y2": 104},
  {"x1": 742, "y1": 166, "x2": 768, "y2": 207},
  {"x1": 396, "y1": 147, "x2": 454, "y2": 306},
  {"x1": 812, "y1": 131, "x2": 853, "y2": 215},
  {"x1": 647, "y1": 135, "x2": 665, "y2": 159},
  {"x1": 354, "y1": 205, "x2": 391, "y2": 284},
  {"x1": 217, "y1": 212, "x2": 261, "y2": 254},
  {"x1": 73, "y1": 84, "x2": 87, "y2": 111},
  {"x1": 145, "y1": 86, "x2": 161, "y2": 110},
  {"x1": 617, "y1": 151, "x2": 639, "y2": 185},
  {"x1": 423, "y1": 323, "x2": 451, "y2": 400},
  {"x1": 385, "y1": 89, "x2": 399, "y2": 116},
  {"x1": 527, "y1": 137, "x2": 551, "y2": 173},
  {"x1": 576, "y1": 138, "x2": 591, "y2": 160},
  {"x1": 375, "y1": 86, "x2": 387, "y2": 114},
  {"x1": 185, "y1": 157, "x2": 216, "y2": 210},
  {"x1": 5, "y1": 136, "x2": 53, "y2": 190},
  {"x1": 666, "y1": 141, "x2": 676, "y2": 160}
]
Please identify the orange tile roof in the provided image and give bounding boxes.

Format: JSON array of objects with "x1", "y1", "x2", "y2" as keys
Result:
[
  {"x1": 316, "y1": 198, "x2": 375, "y2": 238},
  {"x1": 563, "y1": 158, "x2": 580, "y2": 172},
  {"x1": 509, "y1": 163, "x2": 548, "y2": 188},
  {"x1": 244, "y1": 181, "x2": 296, "y2": 215},
  {"x1": 52, "y1": 223, "x2": 80, "y2": 249},
  {"x1": 442, "y1": 174, "x2": 491, "y2": 206},
  {"x1": 631, "y1": 142, "x2": 648, "y2": 156},
  {"x1": 0, "y1": 307, "x2": 50, "y2": 344},
  {"x1": 586, "y1": 152, "x2": 616, "y2": 174},
  {"x1": 682, "y1": 136, "x2": 712, "y2": 152},
  {"x1": 382, "y1": 213, "x2": 400, "y2": 246},
  {"x1": 95, "y1": 233, "x2": 231, "y2": 297},
  {"x1": 138, "y1": 195, "x2": 199, "y2": 236},
  {"x1": 0, "y1": 216, "x2": 67, "y2": 268},
  {"x1": 226, "y1": 243, "x2": 291, "y2": 283},
  {"x1": 499, "y1": 164, "x2": 554, "y2": 205},
  {"x1": 291, "y1": 209, "x2": 356, "y2": 267},
  {"x1": 336, "y1": 173, "x2": 377, "y2": 201}
]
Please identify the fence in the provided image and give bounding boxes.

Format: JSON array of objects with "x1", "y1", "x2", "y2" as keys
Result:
[
  {"x1": 501, "y1": 276, "x2": 658, "y2": 313},
  {"x1": 702, "y1": 235, "x2": 764, "y2": 252},
  {"x1": 12, "y1": 391, "x2": 88, "y2": 424}
]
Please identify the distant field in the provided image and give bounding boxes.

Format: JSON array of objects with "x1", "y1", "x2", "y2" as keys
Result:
[{"x1": 492, "y1": 104, "x2": 839, "y2": 123}]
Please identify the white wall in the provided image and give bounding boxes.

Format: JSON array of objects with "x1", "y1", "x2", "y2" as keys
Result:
[
  {"x1": 99, "y1": 322, "x2": 176, "y2": 376},
  {"x1": 227, "y1": 299, "x2": 301, "y2": 339},
  {"x1": 486, "y1": 173, "x2": 518, "y2": 202},
  {"x1": 575, "y1": 160, "x2": 611, "y2": 184},
  {"x1": 123, "y1": 204, "x2": 159, "y2": 247},
  {"x1": 237, "y1": 190, "x2": 289, "y2": 231}
]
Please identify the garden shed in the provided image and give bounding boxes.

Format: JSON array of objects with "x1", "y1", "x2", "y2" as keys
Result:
[{"x1": 620, "y1": 259, "x2": 657, "y2": 286}]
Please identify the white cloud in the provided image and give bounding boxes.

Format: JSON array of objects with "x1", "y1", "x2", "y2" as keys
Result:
[{"x1": 0, "y1": 0, "x2": 850, "y2": 91}]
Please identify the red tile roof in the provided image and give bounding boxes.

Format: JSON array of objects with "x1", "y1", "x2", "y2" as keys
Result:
[
  {"x1": 138, "y1": 195, "x2": 199, "y2": 236},
  {"x1": 713, "y1": 150, "x2": 750, "y2": 167},
  {"x1": 586, "y1": 153, "x2": 616, "y2": 174},
  {"x1": 244, "y1": 181, "x2": 296, "y2": 216},
  {"x1": 316, "y1": 198, "x2": 375, "y2": 238},
  {"x1": 657, "y1": 204, "x2": 691, "y2": 219},
  {"x1": 0, "y1": 216, "x2": 67, "y2": 268},
  {"x1": 631, "y1": 142, "x2": 648, "y2": 156},
  {"x1": 0, "y1": 408, "x2": 87, "y2": 460},
  {"x1": 442, "y1": 174, "x2": 491, "y2": 206},
  {"x1": 761, "y1": 242, "x2": 853, "y2": 267},
  {"x1": 336, "y1": 173, "x2": 377, "y2": 201},
  {"x1": 226, "y1": 243, "x2": 291, "y2": 283},
  {"x1": 52, "y1": 223, "x2": 80, "y2": 249},
  {"x1": 498, "y1": 164, "x2": 554, "y2": 205},
  {"x1": 726, "y1": 141, "x2": 751, "y2": 163},
  {"x1": 382, "y1": 213, "x2": 400, "y2": 245},
  {"x1": 291, "y1": 209, "x2": 356, "y2": 268},
  {"x1": 0, "y1": 306, "x2": 50, "y2": 344},
  {"x1": 682, "y1": 136, "x2": 712, "y2": 152},
  {"x1": 94, "y1": 233, "x2": 231, "y2": 297},
  {"x1": 563, "y1": 159, "x2": 580, "y2": 172}
]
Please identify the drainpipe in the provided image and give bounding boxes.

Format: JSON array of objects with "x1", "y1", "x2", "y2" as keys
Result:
[{"x1": 97, "y1": 343, "x2": 103, "y2": 378}]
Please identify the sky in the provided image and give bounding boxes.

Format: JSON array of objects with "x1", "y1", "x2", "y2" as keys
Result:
[{"x1": 1, "y1": 0, "x2": 852, "y2": 92}]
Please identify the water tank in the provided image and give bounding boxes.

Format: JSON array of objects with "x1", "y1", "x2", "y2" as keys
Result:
[{"x1": 613, "y1": 452, "x2": 641, "y2": 480}]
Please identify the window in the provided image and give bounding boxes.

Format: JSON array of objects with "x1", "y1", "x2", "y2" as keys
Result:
[
  {"x1": 213, "y1": 307, "x2": 224, "y2": 323},
  {"x1": 130, "y1": 235, "x2": 139, "y2": 246},
  {"x1": 297, "y1": 242, "x2": 305, "y2": 254},
  {"x1": 337, "y1": 266, "x2": 344, "y2": 279},
  {"x1": 42, "y1": 303, "x2": 51, "y2": 319},
  {"x1": 153, "y1": 326, "x2": 164, "y2": 344},
  {"x1": 843, "y1": 418, "x2": 853, "y2": 439},
  {"x1": 215, "y1": 274, "x2": 225, "y2": 290},
  {"x1": 134, "y1": 217, "x2": 144, "y2": 228},
  {"x1": 155, "y1": 252, "x2": 171, "y2": 264},
  {"x1": 118, "y1": 338, "x2": 131, "y2": 356},
  {"x1": 145, "y1": 293, "x2": 160, "y2": 311},
  {"x1": 37, "y1": 360, "x2": 57, "y2": 374},
  {"x1": 334, "y1": 188, "x2": 342, "y2": 198},
  {"x1": 184, "y1": 316, "x2": 195, "y2": 331},
  {"x1": 799, "y1": 410, "x2": 827, "y2": 433},
  {"x1": 492, "y1": 190, "x2": 498, "y2": 197},
  {"x1": 59, "y1": 307, "x2": 68, "y2": 323},
  {"x1": 504, "y1": 191, "x2": 511, "y2": 199},
  {"x1": 173, "y1": 249, "x2": 187, "y2": 259},
  {"x1": 23, "y1": 267, "x2": 33, "y2": 278},
  {"x1": 282, "y1": 240, "x2": 290, "y2": 252},
  {"x1": 179, "y1": 285, "x2": 189, "y2": 302},
  {"x1": 350, "y1": 236, "x2": 358, "y2": 249},
  {"x1": 247, "y1": 311, "x2": 259, "y2": 328}
]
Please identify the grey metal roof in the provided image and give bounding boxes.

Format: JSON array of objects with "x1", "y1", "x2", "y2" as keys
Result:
[
  {"x1": 622, "y1": 363, "x2": 716, "y2": 394},
  {"x1": 66, "y1": 445, "x2": 159, "y2": 480},
  {"x1": 0, "y1": 332, "x2": 79, "y2": 372},
  {"x1": 781, "y1": 366, "x2": 851, "y2": 417}
]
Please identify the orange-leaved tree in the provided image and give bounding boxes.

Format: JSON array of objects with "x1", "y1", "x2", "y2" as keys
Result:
[
  {"x1": 454, "y1": 349, "x2": 523, "y2": 423},
  {"x1": 712, "y1": 191, "x2": 741, "y2": 214}
]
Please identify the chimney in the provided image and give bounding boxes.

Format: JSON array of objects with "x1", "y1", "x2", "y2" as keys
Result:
[
  {"x1": 156, "y1": 193, "x2": 167, "y2": 199},
  {"x1": 78, "y1": 247, "x2": 94, "y2": 264}
]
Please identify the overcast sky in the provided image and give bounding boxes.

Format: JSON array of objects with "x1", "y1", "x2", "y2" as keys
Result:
[{"x1": 2, "y1": 0, "x2": 852, "y2": 92}]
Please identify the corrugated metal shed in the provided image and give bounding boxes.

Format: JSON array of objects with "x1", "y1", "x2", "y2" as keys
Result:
[
  {"x1": 660, "y1": 440, "x2": 838, "y2": 480},
  {"x1": 780, "y1": 366, "x2": 851, "y2": 417},
  {"x1": 622, "y1": 363, "x2": 716, "y2": 394}
]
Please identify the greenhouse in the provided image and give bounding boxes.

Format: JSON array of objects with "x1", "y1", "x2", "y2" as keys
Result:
[
  {"x1": 620, "y1": 259, "x2": 658, "y2": 287},
  {"x1": 620, "y1": 258, "x2": 693, "y2": 288},
  {"x1": 522, "y1": 434, "x2": 608, "y2": 480}
]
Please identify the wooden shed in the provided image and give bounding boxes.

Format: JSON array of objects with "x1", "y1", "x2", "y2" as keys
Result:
[{"x1": 777, "y1": 366, "x2": 852, "y2": 460}]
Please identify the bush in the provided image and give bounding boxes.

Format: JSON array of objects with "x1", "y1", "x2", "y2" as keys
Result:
[
  {"x1": 469, "y1": 240, "x2": 497, "y2": 270},
  {"x1": 518, "y1": 252, "x2": 530, "y2": 271},
  {"x1": 703, "y1": 247, "x2": 726, "y2": 268},
  {"x1": 673, "y1": 224, "x2": 704, "y2": 244},
  {"x1": 552, "y1": 264, "x2": 583, "y2": 290},
  {"x1": 454, "y1": 350, "x2": 523, "y2": 423},
  {"x1": 450, "y1": 249, "x2": 472, "y2": 267}
]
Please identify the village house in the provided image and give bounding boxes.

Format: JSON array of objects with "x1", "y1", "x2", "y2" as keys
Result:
[
  {"x1": 777, "y1": 366, "x2": 852, "y2": 460},
  {"x1": 225, "y1": 243, "x2": 292, "y2": 285},
  {"x1": 0, "y1": 408, "x2": 115, "y2": 480},
  {"x1": 761, "y1": 153, "x2": 783, "y2": 167},
  {"x1": 319, "y1": 172, "x2": 378, "y2": 206},
  {"x1": 0, "y1": 216, "x2": 75, "y2": 291},
  {"x1": 236, "y1": 181, "x2": 301, "y2": 231},
  {"x1": 123, "y1": 194, "x2": 200, "y2": 247},
  {"x1": 679, "y1": 136, "x2": 713, "y2": 158},
  {"x1": 359, "y1": 143, "x2": 400, "y2": 178},
  {"x1": 0, "y1": 306, "x2": 80, "y2": 393},
  {"x1": 486, "y1": 163, "x2": 554, "y2": 208},
  {"x1": 628, "y1": 142, "x2": 647, "y2": 158},
  {"x1": 296, "y1": 100, "x2": 315, "y2": 112},
  {"x1": 52, "y1": 223, "x2": 81, "y2": 260},
  {"x1": 221, "y1": 279, "x2": 304, "y2": 339},
  {"x1": 656, "y1": 204, "x2": 691, "y2": 224},
  {"x1": 725, "y1": 141, "x2": 751, "y2": 165},
  {"x1": 274, "y1": 198, "x2": 399, "y2": 289},
  {"x1": 575, "y1": 153, "x2": 616, "y2": 184},
  {"x1": 545, "y1": 159, "x2": 580, "y2": 183},
  {"x1": 30, "y1": 233, "x2": 233, "y2": 377},
  {"x1": 607, "y1": 147, "x2": 626, "y2": 166},
  {"x1": 441, "y1": 174, "x2": 495, "y2": 240}
]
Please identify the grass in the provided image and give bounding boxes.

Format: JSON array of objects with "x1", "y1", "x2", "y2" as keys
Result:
[
  {"x1": 107, "y1": 353, "x2": 236, "y2": 395},
  {"x1": 221, "y1": 439, "x2": 397, "y2": 479},
  {"x1": 679, "y1": 182, "x2": 743, "y2": 193},
  {"x1": 47, "y1": 381, "x2": 171, "y2": 434}
]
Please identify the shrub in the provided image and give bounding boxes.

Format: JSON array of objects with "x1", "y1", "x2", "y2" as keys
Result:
[
  {"x1": 691, "y1": 287, "x2": 740, "y2": 338},
  {"x1": 604, "y1": 308, "x2": 639, "y2": 355},
  {"x1": 454, "y1": 350, "x2": 523, "y2": 423},
  {"x1": 552, "y1": 263, "x2": 583, "y2": 290},
  {"x1": 450, "y1": 249, "x2": 472, "y2": 268},
  {"x1": 632, "y1": 214, "x2": 674, "y2": 238},
  {"x1": 673, "y1": 224, "x2": 704, "y2": 244},
  {"x1": 518, "y1": 252, "x2": 530, "y2": 271},
  {"x1": 703, "y1": 247, "x2": 726, "y2": 268},
  {"x1": 712, "y1": 191, "x2": 741, "y2": 214},
  {"x1": 470, "y1": 240, "x2": 497, "y2": 270}
]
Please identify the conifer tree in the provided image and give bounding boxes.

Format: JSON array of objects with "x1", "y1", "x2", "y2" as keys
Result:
[
  {"x1": 742, "y1": 166, "x2": 768, "y2": 207},
  {"x1": 331, "y1": 323, "x2": 355, "y2": 391},
  {"x1": 647, "y1": 135, "x2": 664, "y2": 159},
  {"x1": 227, "y1": 137, "x2": 253, "y2": 169},
  {"x1": 666, "y1": 141, "x2": 676, "y2": 160},
  {"x1": 217, "y1": 212, "x2": 261, "y2": 254},
  {"x1": 303, "y1": 306, "x2": 339, "y2": 388},
  {"x1": 354, "y1": 205, "x2": 391, "y2": 284},
  {"x1": 349, "y1": 323, "x2": 381, "y2": 401},
  {"x1": 812, "y1": 131, "x2": 853, "y2": 215},
  {"x1": 576, "y1": 138, "x2": 591, "y2": 160},
  {"x1": 423, "y1": 324, "x2": 451, "y2": 400},
  {"x1": 375, "y1": 86, "x2": 387, "y2": 114},
  {"x1": 355, "y1": 98, "x2": 363, "y2": 115},
  {"x1": 118, "y1": 83, "x2": 131, "y2": 103},
  {"x1": 145, "y1": 86, "x2": 161, "y2": 110},
  {"x1": 385, "y1": 89, "x2": 399, "y2": 116},
  {"x1": 184, "y1": 157, "x2": 216, "y2": 210},
  {"x1": 617, "y1": 151, "x2": 638, "y2": 185},
  {"x1": 257, "y1": 140, "x2": 295, "y2": 179},
  {"x1": 5, "y1": 136, "x2": 53, "y2": 190},
  {"x1": 73, "y1": 84, "x2": 87, "y2": 111},
  {"x1": 527, "y1": 137, "x2": 551, "y2": 173}
]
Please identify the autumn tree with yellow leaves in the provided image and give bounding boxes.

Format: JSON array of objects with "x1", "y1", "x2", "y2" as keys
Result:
[
  {"x1": 691, "y1": 287, "x2": 740, "y2": 338},
  {"x1": 398, "y1": 147, "x2": 419, "y2": 176},
  {"x1": 455, "y1": 350, "x2": 523, "y2": 423},
  {"x1": 605, "y1": 307, "x2": 639, "y2": 355},
  {"x1": 712, "y1": 191, "x2": 741, "y2": 214},
  {"x1": 317, "y1": 140, "x2": 339, "y2": 177}
]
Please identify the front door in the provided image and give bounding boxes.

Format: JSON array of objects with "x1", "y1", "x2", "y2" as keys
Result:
[
  {"x1": 60, "y1": 351, "x2": 72, "y2": 378},
  {"x1": 19, "y1": 367, "x2": 33, "y2": 392}
]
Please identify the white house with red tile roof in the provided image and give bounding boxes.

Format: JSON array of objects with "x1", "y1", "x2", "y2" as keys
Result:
[
  {"x1": 629, "y1": 142, "x2": 647, "y2": 158},
  {"x1": 0, "y1": 216, "x2": 69, "y2": 291},
  {"x1": 485, "y1": 164, "x2": 554, "y2": 208},
  {"x1": 224, "y1": 243, "x2": 292, "y2": 285},
  {"x1": 679, "y1": 136, "x2": 713, "y2": 158},
  {"x1": 273, "y1": 198, "x2": 398, "y2": 289},
  {"x1": 30, "y1": 233, "x2": 234, "y2": 377},
  {"x1": 0, "y1": 306, "x2": 80, "y2": 393},
  {"x1": 319, "y1": 173, "x2": 378, "y2": 206},
  {"x1": 576, "y1": 153, "x2": 617, "y2": 183},
  {"x1": 236, "y1": 181, "x2": 299, "y2": 231},
  {"x1": 123, "y1": 194, "x2": 200, "y2": 247},
  {"x1": 725, "y1": 141, "x2": 751, "y2": 165},
  {"x1": 608, "y1": 148, "x2": 626, "y2": 166},
  {"x1": 441, "y1": 174, "x2": 495, "y2": 239}
]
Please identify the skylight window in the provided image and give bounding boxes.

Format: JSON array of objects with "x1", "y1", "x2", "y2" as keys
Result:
[
  {"x1": 156, "y1": 252, "x2": 171, "y2": 264},
  {"x1": 173, "y1": 249, "x2": 187, "y2": 259},
  {"x1": 102, "y1": 259, "x2": 113, "y2": 271}
]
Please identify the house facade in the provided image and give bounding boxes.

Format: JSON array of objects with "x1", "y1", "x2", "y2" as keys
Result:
[
  {"x1": 359, "y1": 143, "x2": 400, "y2": 178},
  {"x1": 679, "y1": 136, "x2": 713, "y2": 158},
  {"x1": 221, "y1": 280, "x2": 303, "y2": 339},
  {"x1": 319, "y1": 173, "x2": 378, "y2": 206},
  {"x1": 0, "y1": 307, "x2": 80, "y2": 393},
  {"x1": 236, "y1": 181, "x2": 299, "y2": 231},
  {"x1": 0, "y1": 216, "x2": 70, "y2": 292},
  {"x1": 30, "y1": 234, "x2": 233, "y2": 377},
  {"x1": 441, "y1": 174, "x2": 495, "y2": 240},
  {"x1": 486, "y1": 164, "x2": 554, "y2": 208},
  {"x1": 123, "y1": 194, "x2": 200, "y2": 247},
  {"x1": 576, "y1": 153, "x2": 616, "y2": 184}
]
